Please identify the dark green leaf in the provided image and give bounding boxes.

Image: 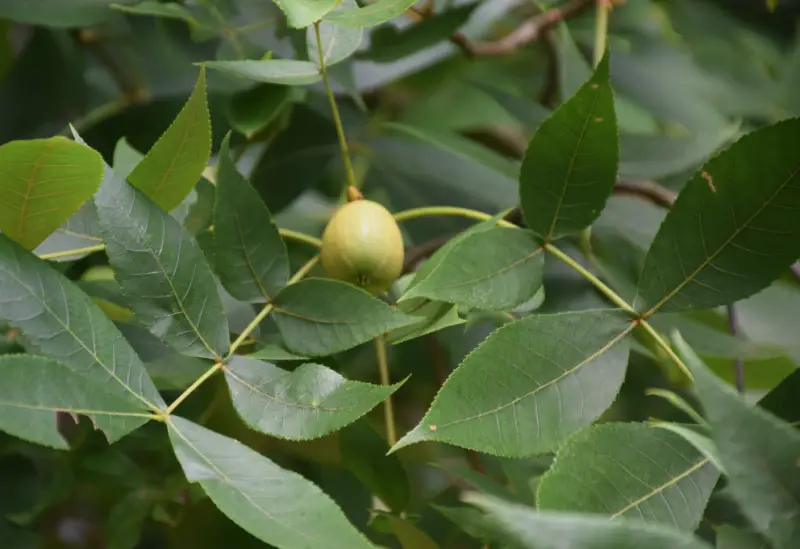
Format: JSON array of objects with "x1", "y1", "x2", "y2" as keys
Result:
[
  {"x1": 465, "y1": 493, "x2": 714, "y2": 549},
  {"x1": 380, "y1": 514, "x2": 439, "y2": 549},
  {"x1": 339, "y1": 421, "x2": 409, "y2": 513},
  {"x1": 204, "y1": 60, "x2": 322, "y2": 85},
  {"x1": 468, "y1": 80, "x2": 551, "y2": 132},
  {"x1": 271, "y1": 278, "x2": 415, "y2": 356},
  {"x1": 323, "y1": 0, "x2": 420, "y2": 28},
  {"x1": 106, "y1": 491, "x2": 153, "y2": 549},
  {"x1": 95, "y1": 172, "x2": 229, "y2": 359},
  {"x1": 537, "y1": 423, "x2": 718, "y2": 530},
  {"x1": 247, "y1": 341, "x2": 309, "y2": 361},
  {"x1": 0, "y1": 234, "x2": 164, "y2": 411},
  {"x1": 675, "y1": 333, "x2": 800, "y2": 549},
  {"x1": 307, "y1": 0, "x2": 363, "y2": 67},
  {"x1": 226, "y1": 84, "x2": 296, "y2": 139},
  {"x1": 0, "y1": 136, "x2": 104, "y2": 250},
  {"x1": 0, "y1": 355, "x2": 151, "y2": 449},
  {"x1": 224, "y1": 356, "x2": 401, "y2": 440},
  {"x1": 168, "y1": 416, "x2": 376, "y2": 549},
  {"x1": 716, "y1": 526, "x2": 770, "y2": 549},
  {"x1": 759, "y1": 368, "x2": 800, "y2": 425},
  {"x1": 391, "y1": 310, "x2": 633, "y2": 457},
  {"x1": 636, "y1": 118, "x2": 800, "y2": 315},
  {"x1": 213, "y1": 135, "x2": 289, "y2": 303},
  {"x1": 400, "y1": 228, "x2": 544, "y2": 311},
  {"x1": 112, "y1": 1, "x2": 205, "y2": 34},
  {"x1": 520, "y1": 51, "x2": 617, "y2": 240},
  {"x1": 127, "y1": 68, "x2": 210, "y2": 212},
  {"x1": 387, "y1": 301, "x2": 464, "y2": 344},
  {"x1": 0, "y1": 0, "x2": 136, "y2": 27}
]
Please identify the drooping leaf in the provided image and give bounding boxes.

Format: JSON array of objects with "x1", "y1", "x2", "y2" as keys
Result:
[
  {"x1": 636, "y1": 118, "x2": 800, "y2": 315},
  {"x1": 271, "y1": 278, "x2": 415, "y2": 356},
  {"x1": 339, "y1": 421, "x2": 410, "y2": 513},
  {"x1": 95, "y1": 172, "x2": 229, "y2": 359},
  {"x1": 213, "y1": 134, "x2": 289, "y2": 303},
  {"x1": 465, "y1": 494, "x2": 714, "y2": 549},
  {"x1": 675, "y1": 333, "x2": 800, "y2": 549},
  {"x1": 167, "y1": 416, "x2": 376, "y2": 549},
  {"x1": 387, "y1": 301, "x2": 464, "y2": 344},
  {"x1": 223, "y1": 356, "x2": 401, "y2": 440},
  {"x1": 0, "y1": 355, "x2": 151, "y2": 449},
  {"x1": 391, "y1": 310, "x2": 633, "y2": 457},
  {"x1": 323, "y1": 0, "x2": 420, "y2": 28},
  {"x1": 0, "y1": 136, "x2": 104, "y2": 250},
  {"x1": 127, "y1": 68, "x2": 211, "y2": 212},
  {"x1": 537, "y1": 423, "x2": 718, "y2": 531},
  {"x1": 307, "y1": 0, "x2": 363, "y2": 68},
  {"x1": 0, "y1": 234, "x2": 164, "y2": 412},
  {"x1": 519, "y1": 51, "x2": 618, "y2": 240},
  {"x1": 203, "y1": 60, "x2": 322, "y2": 86},
  {"x1": 0, "y1": 0, "x2": 136, "y2": 27},
  {"x1": 399, "y1": 228, "x2": 543, "y2": 312},
  {"x1": 226, "y1": 84, "x2": 296, "y2": 139}
]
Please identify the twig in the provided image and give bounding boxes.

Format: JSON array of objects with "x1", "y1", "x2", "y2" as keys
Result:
[
  {"x1": 612, "y1": 180, "x2": 677, "y2": 208},
  {"x1": 726, "y1": 305, "x2": 745, "y2": 393},
  {"x1": 75, "y1": 29, "x2": 146, "y2": 105},
  {"x1": 375, "y1": 335, "x2": 397, "y2": 447}
]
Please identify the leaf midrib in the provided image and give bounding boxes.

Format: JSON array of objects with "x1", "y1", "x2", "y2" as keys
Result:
[{"x1": 16, "y1": 140, "x2": 53, "y2": 242}]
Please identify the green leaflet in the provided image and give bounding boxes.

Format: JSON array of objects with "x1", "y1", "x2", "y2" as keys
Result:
[
  {"x1": 127, "y1": 68, "x2": 210, "y2": 212},
  {"x1": 223, "y1": 356, "x2": 402, "y2": 440},
  {"x1": 392, "y1": 310, "x2": 633, "y2": 457},
  {"x1": 637, "y1": 117, "x2": 800, "y2": 315},
  {"x1": 519, "y1": 51, "x2": 618, "y2": 240},
  {"x1": 537, "y1": 423, "x2": 718, "y2": 531},
  {"x1": 0, "y1": 355, "x2": 151, "y2": 449},
  {"x1": 168, "y1": 416, "x2": 376, "y2": 549},
  {"x1": 0, "y1": 234, "x2": 164, "y2": 412},
  {"x1": 213, "y1": 134, "x2": 289, "y2": 303},
  {"x1": 323, "y1": 0, "x2": 420, "y2": 28},
  {"x1": 0, "y1": 136, "x2": 104, "y2": 250},
  {"x1": 203, "y1": 59, "x2": 322, "y2": 85}
]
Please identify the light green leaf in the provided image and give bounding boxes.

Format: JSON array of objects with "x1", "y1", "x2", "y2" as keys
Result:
[
  {"x1": 271, "y1": 278, "x2": 415, "y2": 356},
  {"x1": 167, "y1": 416, "x2": 376, "y2": 549},
  {"x1": 0, "y1": 355, "x2": 151, "y2": 449},
  {"x1": 307, "y1": 0, "x2": 363, "y2": 68},
  {"x1": 537, "y1": 423, "x2": 718, "y2": 531},
  {"x1": 213, "y1": 135, "x2": 289, "y2": 303},
  {"x1": 465, "y1": 493, "x2": 714, "y2": 549},
  {"x1": 223, "y1": 356, "x2": 402, "y2": 440},
  {"x1": 0, "y1": 234, "x2": 164, "y2": 411},
  {"x1": 400, "y1": 228, "x2": 543, "y2": 312},
  {"x1": 127, "y1": 68, "x2": 210, "y2": 212},
  {"x1": 0, "y1": 136, "x2": 104, "y2": 250},
  {"x1": 675, "y1": 333, "x2": 800, "y2": 549},
  {"x1": 636, "y1": 118, "x2": 800, "y2": 315},
  {"x1": 520, "y1": 51, "x2": 618, "y2": 240},
  {"x1": 203, "y1": 60, "x2": 322, "y2": 85},
  {"x1": 272, "y1": 0, "x2": 342, "y2": 28},
  {"x1": 323, "y1": 0, "x2": 420, "y2": 28},
  {"x1": 248, "y1": 341, "x2": 308, "y2": 361},
  {"x1": 387, "y1": 301, "x2": 464, "y2": 344},
  {"x1": 226, "y1": 84, "x2": 296, "y2": 139},
  {"x1": 112, "y1": 137, "x2": 144, "y2": 180},
  {"x1": 95, "y1": 173, "x2": 229, "y2": 359},
  {"x1": 391, "y1": 310, "x2": 633, "y2": 457},
  {"x1": 652, "y1": 423, "x2": 726, "y2": 474},
  {"x1": 0, "y1": 0, "x2": 136, "y2": 27}
]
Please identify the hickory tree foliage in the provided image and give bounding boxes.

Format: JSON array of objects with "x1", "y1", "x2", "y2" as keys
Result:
[{"x1": 1, "y1": 1, "x2": 800, "y2": 549}]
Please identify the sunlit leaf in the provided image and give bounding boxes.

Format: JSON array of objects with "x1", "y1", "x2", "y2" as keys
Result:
[
  {"x1": 519, "y1": 51, "x2": 618, "y2": 240},
  {"x1": 224, "y1": 356, "x2": 401, "y2": 440},
  {"x1": 213, "y1": 135, "x2": 289, "y2": 303},
  {"x1": 537, "y1": 423, "x2": 718, "y2": 530},
  {"x1": 168, "y1": 416, "x2": 376, "y2": 549},
  {"x1": 392, "y1": 310, "x2": 633, "y2": 457},
  {"x1": 637, "y1": 118, "x2": 800, "y2": 315},
  {"x1": 271, "y1": 278, "x2": 415, "y2": 356},
  {"x1": 0, "y1": 136, "x2": 104, "y2": 250}
]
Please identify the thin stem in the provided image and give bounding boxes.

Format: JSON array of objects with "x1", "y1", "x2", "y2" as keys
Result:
[
  {"x1": 393, "y1": 206, "x2": 517, "y2": 229},
  {"x1": 593, "y1": 0, "x2": 609, "y2": 67},
  {"x1": 639, "y1": 321, "x2": 694, "y2": 381},
  {"x1": 375, "y1": 334, "x2": 397, "y2": 447},
  {"x1": 545, "y1": 244, "x2": 636, "y2": 315},
  {"x1": 39, "y1": 244, "x2": 106, "y2": 260},
  {"x1": 227, "y1": 255, "x2": 320, "y2": 357},
  {"x1": 165, "y1": 362, "x2": 224, "y2": 415},
  {"x1": 314, "y1": 21, "x2": 356, "y2": 192},
  {"x1": 279, "y1": 228, "x2": 322, "y2": 248}
]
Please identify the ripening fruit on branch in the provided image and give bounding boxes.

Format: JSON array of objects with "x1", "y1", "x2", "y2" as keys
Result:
[{"x1": 320, "y1": 197, "x2": 404, "y2": 295}]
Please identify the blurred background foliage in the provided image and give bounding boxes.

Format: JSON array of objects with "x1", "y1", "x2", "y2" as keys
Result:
[{"x1": 1, "y1": 1, "x2": 800, "y2": 548}]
